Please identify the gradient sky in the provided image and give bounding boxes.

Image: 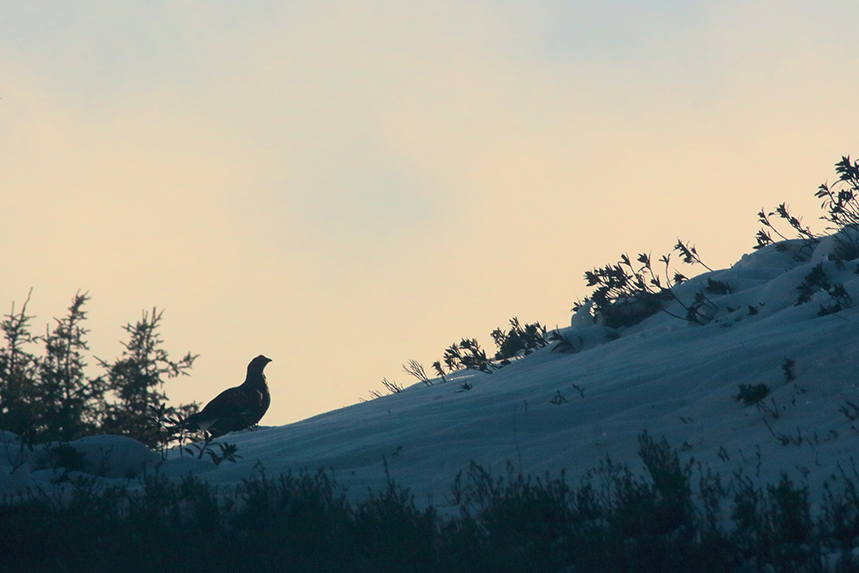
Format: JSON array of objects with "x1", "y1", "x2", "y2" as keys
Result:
[{"x1": 2, "y1": 1, "x2": 858, "y2": 425}]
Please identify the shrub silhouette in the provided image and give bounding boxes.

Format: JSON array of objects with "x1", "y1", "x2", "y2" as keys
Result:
[
  {"x1": 442, "y1": 338, "x2": 494, "y2": 373},
  {"x1": 735, "y1": 384, "x2": 771, "y2": 406},
  {"x1": 755, "y1": 156, "x2": 859, "y2": 263},
  {"x1": 98, "y1": 307, "x2": 197, "y2": 447},
  {"x1": 0, "y1": 292, "x2": 197, "y2": 448},
  {"x1": 576, "y1": 243, "x2": 714, "y2": 328},
  {"x1": 490, "y1": 317, "x2": 548, "y2": 364}
]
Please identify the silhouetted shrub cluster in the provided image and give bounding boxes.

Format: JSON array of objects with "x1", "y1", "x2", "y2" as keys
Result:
[
  {"x1": 574, "y1": 156, "x2": 859, "y2": 330},
  {"x1": 795, "y1": 263, "x2": 854, "y2": 316},
  {"x1": 436, "y1": 317, "x2": 548, "y2": 375},
  {"x1": 441, "y1": 337, "x2": 495, "y2": 374},
  {"x1": 490, "y1": 317, "x2": 548, "y2": 365},
  {"x1": 4, "y1": 432, "x2": 859, "y2": 572},
  {"x1": 373, "y1": 317, "x2": 550, "y2": 398},
  {"x1": 755, "y1": 155, "x2": 859, "y2": 262},
  {"x1": 735, "y1": 384, "x2": 771, "y2": 406},
  {"x1": 0, "y1": 291, "x2": 197, "y2": 448},
  {"x1": 575, "y1": 243, "x2": 716, "y2": 328}
]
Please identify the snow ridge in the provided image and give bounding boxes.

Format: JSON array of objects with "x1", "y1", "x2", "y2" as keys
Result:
[{"x1": 4, "y1": 234, "x2": 859, "y2": 512}]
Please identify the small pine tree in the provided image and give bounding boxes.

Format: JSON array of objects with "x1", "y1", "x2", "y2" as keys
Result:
[
  {"x1": 98, "y1": 308, "x2": 197, "y2": 447},
  {"x1": 0, "y1": 290, "x2": 39, "y2": 442},
  {"x1": 34, "y1": 291, "x2": 105, "y2": 442}
]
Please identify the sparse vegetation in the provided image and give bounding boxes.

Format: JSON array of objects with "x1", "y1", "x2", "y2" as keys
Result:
[
  {"x1": 490, "y1": 318, "x2": 549, "y2": 365},
  {"x1": 756, "y1": 156, "x2": 859, "y2": 263},
  {"x1": 754, "y1": 203, "x2": 820, "y2": 260},
  {"x1": 431, "y1": 361, "x2": 447, "y2": 383},
  {"x1": 442, "y1": 338, "x2": 495, "y2": 374},
  {"x1": 735, "y1": 383, "x2": 771, "y2": 406},
  {"x1": 705, "y1": 278, "x2": 732, "y2": 295},
  {"x1": 574, "y1": 241, "x2": 717, "y2": 328},
  {"x1": 794, "y1": 263, "x2": 854, "y2": 316},
  {"x1": 440, "y1": 318, "x2": 548, "y2": 374},
  {"x1": 782, "y1": 358, "x2": 796, "y2": 383},
  {"x1": 373, "y1": 317, "x2": 550, "y2": 398},
  {"x1": 561, "y1": 156, "x2": 859, "y2": 333},
  {"x1": 577, "y1": 251, "x2": 678, "y2": 328},
  {"x1": 181, "y1": 433, "x2": 242, "y2": 465},
  {"x1": 365, "y1": 377, "x2": 405, "y2": 400},
  {"x1": 840, "y1": 400, "x2": 859, "y2": 422},
  {"x1": 548, "y1": 328, "x2": 580, "y2": 353},
  {"x1": 402, "y1": 359, "x2": 432, "y2": 386},
  {"x1": 756, "y1": 397, "x2": 781, "y2": 421},
  {"x1": 4, "y1": 432, "x2": 859, "y2": 572},
  {"x1": 375, "y1": 157, "x2": 859, "y2": 401}
]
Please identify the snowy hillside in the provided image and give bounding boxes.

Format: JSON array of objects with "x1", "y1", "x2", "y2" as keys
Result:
[{"x1": 4, "y1": 233, "x2": 859, "y2": 514}]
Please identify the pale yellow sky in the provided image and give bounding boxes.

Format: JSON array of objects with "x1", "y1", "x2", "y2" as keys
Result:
[{"x1": 1, "y1": 2, "x2": 858, "y2": 424}]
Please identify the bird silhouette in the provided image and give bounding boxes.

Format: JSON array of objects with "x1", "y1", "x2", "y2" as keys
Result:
[{"x1": 178, "y1": 355, "x2": 272, "y2": 437}]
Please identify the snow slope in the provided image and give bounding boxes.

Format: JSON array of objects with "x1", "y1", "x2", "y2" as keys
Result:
[{"x1": 4, "y1": 235, "x2": 859, "y2": 511}]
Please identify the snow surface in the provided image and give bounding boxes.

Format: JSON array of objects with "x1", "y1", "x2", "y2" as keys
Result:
[{"x1": 4, "y1": 236, "x2": 859, "y2": 513}]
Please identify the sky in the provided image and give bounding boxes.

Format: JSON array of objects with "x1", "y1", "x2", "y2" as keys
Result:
[{"x1": 1, "y1": 1, "x2": 859, "y2": 425}]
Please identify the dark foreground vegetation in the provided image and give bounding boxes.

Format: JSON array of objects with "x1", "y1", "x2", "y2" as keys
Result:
[{"x1": 3, "y1": 432, "x2": 859, "y2": 573}]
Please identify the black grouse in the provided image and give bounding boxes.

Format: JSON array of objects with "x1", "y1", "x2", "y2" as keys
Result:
[{"x1": 179, "y1": 355, "x2": 272, "y2": 437}]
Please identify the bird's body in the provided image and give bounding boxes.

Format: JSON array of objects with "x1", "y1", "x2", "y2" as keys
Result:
[{"x1": 179, "y1": 355, "x2": 272, "y2": 437}]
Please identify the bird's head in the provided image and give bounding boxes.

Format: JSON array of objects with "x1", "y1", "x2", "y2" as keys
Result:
[{"x1": 248, "y1": 355, "x2": 272, "y2": 373}]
